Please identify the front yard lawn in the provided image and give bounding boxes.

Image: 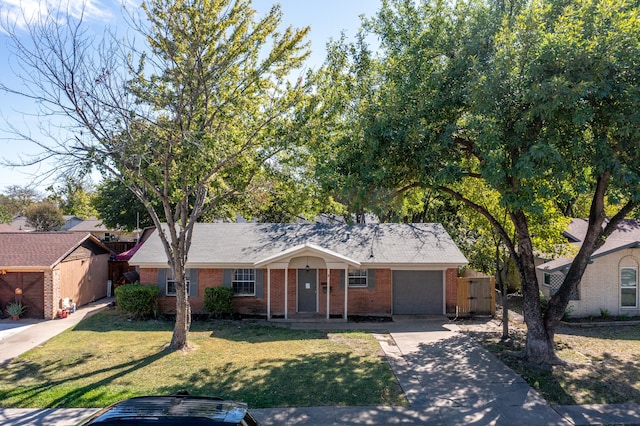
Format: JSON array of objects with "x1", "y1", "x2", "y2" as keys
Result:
[
  {"x1": 0, "y1": 309, "x2": 405, "y2": 409},
  {"x1": 462, "y1": 320, "x2": 640, "y2": 405}
]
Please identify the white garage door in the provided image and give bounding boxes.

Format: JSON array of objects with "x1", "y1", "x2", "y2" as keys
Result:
[{"x1": 393, "y1": 270, "x2": 443, "y2": 315}]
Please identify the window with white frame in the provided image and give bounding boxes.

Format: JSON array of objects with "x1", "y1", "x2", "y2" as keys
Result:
[
  {"x1": 233, "y1": 268, "x2": 256, "y2": 296},
  {"x1": 348, "y1": 269, "x2": 368, "y2": 288},
  {"x1": 166, "y1": 270, "x2": 190, "y2": 297},
  {"x1": 620, "y1": 267, "x2": 637, "y2": 308}
]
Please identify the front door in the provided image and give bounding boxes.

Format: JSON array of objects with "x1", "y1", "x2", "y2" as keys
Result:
[{"x1": 297, "y1": 269, "x2": 317, "y2": 312}]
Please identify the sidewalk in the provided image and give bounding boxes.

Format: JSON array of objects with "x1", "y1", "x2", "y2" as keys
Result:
[
  {"x1": 0, "y1": 314, "x2": 638, "y2": 425},
  {"x1": 0, "y1": 298, "x2": 114, "y2": 367}
]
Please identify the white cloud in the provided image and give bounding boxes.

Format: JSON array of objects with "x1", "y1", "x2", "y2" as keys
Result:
[{"x1": 1, "y1": 0, "x2": 114, "y2": 29}]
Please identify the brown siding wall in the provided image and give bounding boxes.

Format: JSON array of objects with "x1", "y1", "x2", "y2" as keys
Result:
[{"x1": 58, "y1": 253, "x2": 109, "y2": 308}]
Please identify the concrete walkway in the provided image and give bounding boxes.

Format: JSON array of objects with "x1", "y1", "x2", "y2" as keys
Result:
[
  {"x1": 0, "y1": 312, "x2": 639, "y2": 425},
  {"x1": 0, "y1": 298, "x2": 115, "y2": 368}
]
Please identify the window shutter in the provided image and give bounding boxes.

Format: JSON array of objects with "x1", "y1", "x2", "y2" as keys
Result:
[
  {"x1": 340, "y1": 270, "x2": 345, "y2": 290},
  {"x1": 157, "y1": 269, "x2": 167, "y2": 297},
  {"x1": 223, "y1": 269, "x2": 233, "y2": 288},
  {"x1": 255, "y1": 269, "x2": 264, "y2": 298},
  {"x1": 188, "y1": 269, "x2": 198, "y2": 298},
  {"x1": 368, "y1": 269, "x2": 376, "y2": 290}
]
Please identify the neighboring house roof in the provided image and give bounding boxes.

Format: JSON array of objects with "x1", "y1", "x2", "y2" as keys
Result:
[
  {"x1": 538, "y1": 218, "x2": 640, "y2": 273},
  {"x1": 67, "y1": 216, "x2": 110, "y2": 232},
  {"x1": 129, "y1": 222, "x2": 469, "y2": 269},
  {"x1": 0, "y1": 232, "x2": 112, "y2": 270},
  {"x1": 10, "y1": 215, "x2": 35, "y2": 232},
  {"x1": 61, "y1": 215, "x2": 84, "y2": 231}
]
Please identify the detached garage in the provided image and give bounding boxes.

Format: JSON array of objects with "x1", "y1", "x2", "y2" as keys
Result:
[
  {"x1": 0, "y1": 233, "x2": 112, "y2": 319},
  {"x1": 393, "y1": 270, "x2": 444, "y2": 315}
]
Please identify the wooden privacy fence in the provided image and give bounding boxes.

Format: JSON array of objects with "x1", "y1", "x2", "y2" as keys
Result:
[{"x1": 456, "y1": 276, "x2": 495, "y2": 317}]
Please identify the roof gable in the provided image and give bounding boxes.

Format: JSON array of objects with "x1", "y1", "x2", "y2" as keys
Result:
[
  {"x1": 539, "y1": 219, "x2": 640, "y2": 272},
  {"x1": 0, "y1": 233, "x2": 111, "y2": 269}
]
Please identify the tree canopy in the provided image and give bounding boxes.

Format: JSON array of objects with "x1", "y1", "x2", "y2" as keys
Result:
[
  {"x1": 313, "y1": 0, "x2": 640, "y2": 363},
  {"x1": 2, "y1": 0, "x2": 310, "y2": 350}
]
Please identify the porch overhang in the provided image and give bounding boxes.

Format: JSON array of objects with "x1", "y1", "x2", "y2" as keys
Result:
[{"x1": 253, "y1": 243, "x2": 360, "y2": 269}]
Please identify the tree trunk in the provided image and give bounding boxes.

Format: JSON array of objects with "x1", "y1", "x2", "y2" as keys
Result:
[
  {"x1": 496, "y1": 244, "x2": 509, "y2": 340},
  {"x1": 170, "y1": 280, "x2": 191, "y2": 350},
  {"x1": 511, "y1": 210, "x2": 560, "y2": 363},
  {"x1": 501, "y1": 280, "x2": 509, "y2": 340}
]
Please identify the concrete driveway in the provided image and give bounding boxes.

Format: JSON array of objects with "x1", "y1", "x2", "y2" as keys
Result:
[{"x1": 369, "y1": 317, "x2": 566, "y2": 425}]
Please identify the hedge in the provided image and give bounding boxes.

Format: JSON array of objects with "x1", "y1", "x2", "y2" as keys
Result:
[
  {"x1": 114, "y1": 283, "x2": 159, "y2": 319},
  {"x1": 204, "y1": 287, "x2": 234, "y2": 316}
]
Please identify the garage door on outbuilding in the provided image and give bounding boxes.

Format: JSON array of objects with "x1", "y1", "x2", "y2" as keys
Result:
[{"x1": 393, "y1": 270, "x2": 444, "y2": 315}]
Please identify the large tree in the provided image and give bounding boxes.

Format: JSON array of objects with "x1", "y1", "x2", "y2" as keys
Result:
[
  {"x1": 46, "y1": 176, "x2": 97, "y2": 219},
  {"x1": 25, "y1": 201, "x2": 65, "y2": 231},
  {"x1": 93, "y1": 178, "x2": 154, "y2": 232},
  {"x1": 1, "y1": 0, "x2": 309, "y2": 350},
  {"x1": 315, "y1": 0, "x2": 640, "y2": 363}
]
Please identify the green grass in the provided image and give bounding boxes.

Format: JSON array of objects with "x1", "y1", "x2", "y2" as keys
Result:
[{"x1": 0, "y1": 309, "x2": 405, "y2": 409}]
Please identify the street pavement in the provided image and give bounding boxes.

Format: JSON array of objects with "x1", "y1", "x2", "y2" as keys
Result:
[{"x1": 0, "y1": 304, "x2": 638, "y2": 425}]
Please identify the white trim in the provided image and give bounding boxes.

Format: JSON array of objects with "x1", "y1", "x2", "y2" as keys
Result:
[
  {"x1": 620, "y1": 266, "x2": 638, "y2": 309},
  {"x1": 284, "y1": 268, "x2": 289, "y2": 320},
  {"x1": 326, "y1": 268, "x2": 330, "y2": 319},
  {"x1": 344, "y1": 266, "x2": 349, "y2": 320},
  {"x1": 254, "y1": 243, "x2": 360, "y2": 268},
  {"x1": 267, "y1": 266, "x2": 271, "y2": 319},
  {"x1": 442, "y1": 270, "x2": 446, "y2": 315}
]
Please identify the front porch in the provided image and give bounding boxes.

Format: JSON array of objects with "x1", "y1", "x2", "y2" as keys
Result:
[{"x1": 255, "y1": 243, "x2": 362, "y2": 321}]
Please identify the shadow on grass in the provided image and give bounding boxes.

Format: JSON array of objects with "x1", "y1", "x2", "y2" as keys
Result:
[
  {"x1": 465, "y1": 328, "x2": 640, "y2": 405},
  {"x1": 72, "y1": 310, "x2": 332, "y2": 343},
  {"x1": 557, "y1": 324, "x2": 640, "y2": 341},
  {"x1": 0, "y1": 348, "x2": 171, "y2": 408},
  {"x1": 152, "y1": 351, "x2": 403, "y2": 408}
]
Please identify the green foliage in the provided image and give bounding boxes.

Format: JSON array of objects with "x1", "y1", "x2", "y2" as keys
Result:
[
  {"x1": 5, "y1": 302, "x2": 26, "y2": 318},
  {"x1": 24, "y1": 201, "x2": 64, "y2": 231},
  {"x1": 46, "y1": 176, "x2": 97, "y2": 219},
  {"x1": 93, "y1": 178, "x2": 154, "y2": 231},
  {"x1": 203, "y1": 287, "x2": 235, "y2": 315},
  {"x1": 114, "y1": 284, "x2": 159, "y2": 319},
  {"x1": 0, "y1": 204, "x2": 11, "y2": 224}
]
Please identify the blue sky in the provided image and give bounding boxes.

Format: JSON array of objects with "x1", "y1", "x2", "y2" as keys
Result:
[{"x1": 0, "y1": 0, "x2": 381, "y2": 193}]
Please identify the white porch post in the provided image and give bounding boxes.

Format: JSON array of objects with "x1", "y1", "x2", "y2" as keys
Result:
[
  {"x1": 326, "y1": 268, "x2": 331, "y2": 319},
  {"x1": 267, "y1": 266, "x2": 271, "y2": 320},
  {"x1": 344, "y1": 266, "x2": 349, "y2": 321},
  {"x1": 284, "y1": 267, "x2": 289, "y2": 320}
]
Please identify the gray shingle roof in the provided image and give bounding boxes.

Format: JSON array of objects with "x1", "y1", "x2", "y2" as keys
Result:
[
  {"x1": 539, "y1": 219, "x2": 640, "y2": 272},
  {"x1": 129, "y1": 223, "x2": 468, "y2": 268}
]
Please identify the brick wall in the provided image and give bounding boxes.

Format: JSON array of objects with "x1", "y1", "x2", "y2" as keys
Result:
[
  {"x1": 445, "y1": 268, "x2": 458, "y2": 314},
  {"x1": 44, "y1": 270, "x2": 56, "y2": 319}
]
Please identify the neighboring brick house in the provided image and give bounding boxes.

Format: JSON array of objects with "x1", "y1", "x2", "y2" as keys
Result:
[
  {"x1": 537, "y1": 219, "x2": 640, "y2": 318},
  {"x1": 129, "y1": 223, "x2": 468, "y2": 320},
  {"x1": 0, "y1": 233, "x2": 112, "y2": 319}
]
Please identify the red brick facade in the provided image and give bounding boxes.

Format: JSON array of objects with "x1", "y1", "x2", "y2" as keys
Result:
[{"x1": 141, "y1": 266, "x2": 459, "y2": 318}]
